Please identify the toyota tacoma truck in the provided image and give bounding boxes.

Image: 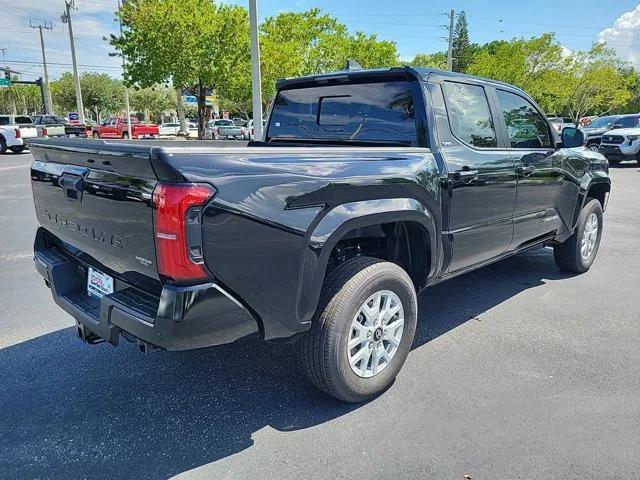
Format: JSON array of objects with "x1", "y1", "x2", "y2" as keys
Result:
[
  {"x1": 30, "y1": 66, "x2": 610, "y2": 402},
  {"x1": 598, "y1": 128, "x2": 640, "y2": 166}
]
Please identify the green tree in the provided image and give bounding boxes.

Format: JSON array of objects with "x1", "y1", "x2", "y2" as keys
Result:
[
  {"x1": 0, "y1": 82, "x2": 42, "y2": 115},
  {"x1": 452, "y1": 11, "x2": 472, "y2": 72},
  {"x1": 52, "y1": 72, "x2": 124, "y2": 121},
  {"x1": 467, "y1": 34, "x2": 566, "y2": 113},
  {"x1": 259, "y1": 9, "x2": 398, "y2": 102},
  {"x1": 111, "y1": 0, "x2": 249, "y2": 138},
  {"x1": 562, "y1": 43, "x2": 635, "y2": 121},
  {"x1": 411, "y1": 52, "x2": 448, "y2": 70},
  {"x1": 129, "y1": 85, "x2": 176, "y2": 122}
]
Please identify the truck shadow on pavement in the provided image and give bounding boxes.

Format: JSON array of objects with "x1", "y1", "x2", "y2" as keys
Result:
[{"x1": 0, "y1": 248, "x2": 572, "y2": 479}]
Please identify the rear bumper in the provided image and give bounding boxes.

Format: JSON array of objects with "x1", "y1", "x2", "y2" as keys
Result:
[{"x1": 34, "y1": 228, "x2": 260, "y2": 351}]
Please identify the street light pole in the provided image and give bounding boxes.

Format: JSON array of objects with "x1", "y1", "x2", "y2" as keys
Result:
[
  {"x1": 117, "y1": 0, "x2": 132, "y2": 138},
  {"x1": 62, "y1": 0, "x2": 85, "y2": 124},
  {"x1": 30, "y1": 22, "x2": 54, "y2": 114},
  {"x1": 248, "y1": 0, "x2": 263, "y2": 140}
]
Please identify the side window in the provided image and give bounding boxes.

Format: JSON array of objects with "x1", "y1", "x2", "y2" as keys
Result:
[
  {"x1": 443, "y1": 82, "x2": 497, "y2": 148},
  {"x1": 496, "y1": 90, "x2": 552, "y2": 148},
  {"x1": 618, "y1": 116, "x2": 638, "y2": 128},
  {"x1": 0, "y1": 117, "x2": 10, "y2": 125}
]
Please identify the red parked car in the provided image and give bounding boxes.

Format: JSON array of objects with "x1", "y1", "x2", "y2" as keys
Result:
[{"x1": 93, "y1": 117, "x2": 159, "y2": 139}]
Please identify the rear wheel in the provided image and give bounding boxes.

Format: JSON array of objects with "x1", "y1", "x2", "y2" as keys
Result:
[
  {"x1": 9, "y1": 146, "x2": 25, "y2": 154},
  {"x1": 0, "y1": 137, "x2": 7, "y2": 154},
  {"x1": 587, "y1": 143, "x2": 600, "y2": 152},
  {"x1": 93, "y1": 131, "x2": 100, "y2": 139},
  {"x1": 554, "y1": 199, "x2": 603, "y2": 273},
  {"x1": 302, "y1": 256, "x2": 417, "y2": 403},
  {"x1": 122, "y1": 132, "x2": 129, "y2": 139}
]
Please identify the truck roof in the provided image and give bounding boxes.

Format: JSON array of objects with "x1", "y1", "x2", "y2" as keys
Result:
[{"x1": 276, "y1": 65, "x2": 528, "y2": 96}]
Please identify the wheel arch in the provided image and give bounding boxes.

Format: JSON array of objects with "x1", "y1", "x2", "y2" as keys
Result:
[{"x1": 297, "y1": 198, "x2": 439, "y2": 327}]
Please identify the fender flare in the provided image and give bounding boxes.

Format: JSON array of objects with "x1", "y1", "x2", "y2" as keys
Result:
[
  {"x1": 296, "y1": 198, "x2": 440, "y2": 326},
  {"x1": 567, "y1": 175, "x2": 611, "y2": 236}
]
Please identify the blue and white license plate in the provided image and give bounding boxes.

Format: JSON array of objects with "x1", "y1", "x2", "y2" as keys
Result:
[{"x1": 87, "y1": 267, "x2": 114, "y2": 299}]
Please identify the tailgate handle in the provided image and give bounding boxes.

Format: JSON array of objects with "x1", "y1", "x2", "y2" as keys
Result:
[{"x1": 59, "y1": 173, "x2": 86, "y2": 202}]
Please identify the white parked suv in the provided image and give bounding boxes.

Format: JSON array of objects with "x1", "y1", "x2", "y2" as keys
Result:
[
  {"x1": 599, "y1": 128, "x2": 640, "y2": 166},
  {"x1": 0, "y1": 115, "x2": 38, "y2": 154}
]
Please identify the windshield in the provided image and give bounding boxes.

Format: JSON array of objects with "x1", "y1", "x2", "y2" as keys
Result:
[{"x1": 587, "y1": 116, "x2": 617, "y2": 128}]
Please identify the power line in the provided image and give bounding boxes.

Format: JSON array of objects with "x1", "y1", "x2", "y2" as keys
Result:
[{"x1": 4, "y1": 59, "x2": 122, "y2": 71}]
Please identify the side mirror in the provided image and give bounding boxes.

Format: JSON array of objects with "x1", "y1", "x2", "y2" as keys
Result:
[{"x1": 561, "y1": 127, "x2": 585, "y2": 148}]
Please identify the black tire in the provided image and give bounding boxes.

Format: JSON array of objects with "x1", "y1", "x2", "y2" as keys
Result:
[
  {"x1": 554, "y1": 199, "x2": 603, "y2": 273},
  {"x1": 122, "y1": 132, "x2": 129, "y2": 139},
  {"x1": 587, "y1": 143, "x2": 600, "y2": 152},
  {"x1": 608, "y1": 158, "x2": 621, "y2": 166},
  {"x1": 93, "y1": 131, "x2": 100, "y2": 139},
  {"x1": 9, "y1": 146, "x2": 25, "y2": 154},
  {"x1": 0, "y1": 136, "x2": 7, "y2": 154},
  {"x1": 302, "y1": 256, "x2": 417, "y2": 403}
]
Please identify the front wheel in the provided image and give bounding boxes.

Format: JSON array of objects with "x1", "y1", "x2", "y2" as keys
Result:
[
  {"x1": 302, "y1": 256, "x2": 417, "y2": 403},
  {"x1": 587, "y1": 143, "x2": 600, "y2": 152},
  {"x1": 9, "y1": 146, "x2": 25, "y2": 154},
  {"x1": 554, "y1": 198, "x2": 603, "y2": 273}
]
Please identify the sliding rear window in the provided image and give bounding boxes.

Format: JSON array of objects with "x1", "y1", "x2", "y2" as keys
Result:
[{"x1": 267, "y1": 80, "x2": 418, "y2": 145}]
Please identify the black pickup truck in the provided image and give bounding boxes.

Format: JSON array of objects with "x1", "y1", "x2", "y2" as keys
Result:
[{"x1": 30, "y1": 66, "x2": 610, "y2": 402}]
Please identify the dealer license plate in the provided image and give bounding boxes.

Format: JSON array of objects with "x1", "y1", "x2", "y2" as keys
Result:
[{"x1": 87, "y1": 267, "x2": 114, "y2": 299}]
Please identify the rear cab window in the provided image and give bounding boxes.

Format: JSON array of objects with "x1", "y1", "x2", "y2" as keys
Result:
[
  {"x1": 266, "y1": 80, "x2": 420, "y2": 146},
  {"x1": 15, "y1": 116, "x2": 33, "y2": 125}
]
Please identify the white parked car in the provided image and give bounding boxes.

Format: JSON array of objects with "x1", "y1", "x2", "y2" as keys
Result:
[
  {"x1": 0, "y1": 115, "x2": 38, "y2": 154},
  {"x1": 547, "y1": 116, "x2": 574, "y2": 135},
  {"x1": 159, "y1": 122, "x2": 181, "y2": 137},
  {"x1": 244, "y1": 119, "x2": 266, "y2": 140},
  {"x1": 598, "y1": 127, "x2": 640, "y2": 166}
]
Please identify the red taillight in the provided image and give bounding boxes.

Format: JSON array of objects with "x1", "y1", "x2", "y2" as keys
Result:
[
  {"x1": 14, "y1": 128, "x2": 20, "y2": 139},
  {"x1": 43, "y1": 127, "x2": 48, "y2": 137},
  {"x1": 153, "y1": 183, "x2": 215, "y2": 281}
]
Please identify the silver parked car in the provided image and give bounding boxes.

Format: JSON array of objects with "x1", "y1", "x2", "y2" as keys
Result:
[{"x1": 209, "y1": 119, "x2": 245, "y2": 139}]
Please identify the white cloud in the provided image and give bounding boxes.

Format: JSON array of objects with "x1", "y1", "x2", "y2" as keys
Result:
[
  {"x1": 0, "y1": 0, "x2": 123, "y2": 81},
  {"x1": 597, "y1": 4, "x2": 640, "y2": 66}
]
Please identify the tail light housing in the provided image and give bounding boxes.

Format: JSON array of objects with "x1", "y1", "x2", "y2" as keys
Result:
[
  {"x1": 14, "y1": 128, "x2": 21, "y2": 139},
  {"x1": 153, "y1": 183, "x2": 215, "y2": 282}
]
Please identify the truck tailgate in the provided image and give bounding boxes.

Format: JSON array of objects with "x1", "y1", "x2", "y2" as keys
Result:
[
  {"x1": 30, "y1": 139, "x2": 162, "y2": 286},
  {"x1": 20, "y1": 126, "x2": 38, "y2": 138}
]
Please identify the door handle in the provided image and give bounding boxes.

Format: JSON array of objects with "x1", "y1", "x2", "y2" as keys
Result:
[
  {"x1": 516, "y1": 165, "x2": 536, "y2": 176},
  {"x1": 451, "y1": 168, "x2": 479, "y2": 181}
]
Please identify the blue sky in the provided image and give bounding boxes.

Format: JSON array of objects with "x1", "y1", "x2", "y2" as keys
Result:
[{"x1": 2, "y1": 0, "x2": 639, "y2": 80}]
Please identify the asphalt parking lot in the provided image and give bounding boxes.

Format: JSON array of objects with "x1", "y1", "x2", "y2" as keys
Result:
[{"x1": 1, "y1": 152, "x2": 638, "y2": 480}]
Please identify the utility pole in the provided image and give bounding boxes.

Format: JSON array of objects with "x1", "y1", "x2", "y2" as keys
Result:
[
  {"x1": 249, "y1": 0, "x2": 263, "y2": 140},
  {"x1": 29, "y1": 21, "x2": 54, "y2": 114},
  {"x1": 61, "y1": 0, "x2": 85, "y2": 124},
  {"x1": 117, "y1": 0, "x2": 132, "y2": 138},
  {"x1": 446, "y1": 9, "x2": 455, "y2": 72}
]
